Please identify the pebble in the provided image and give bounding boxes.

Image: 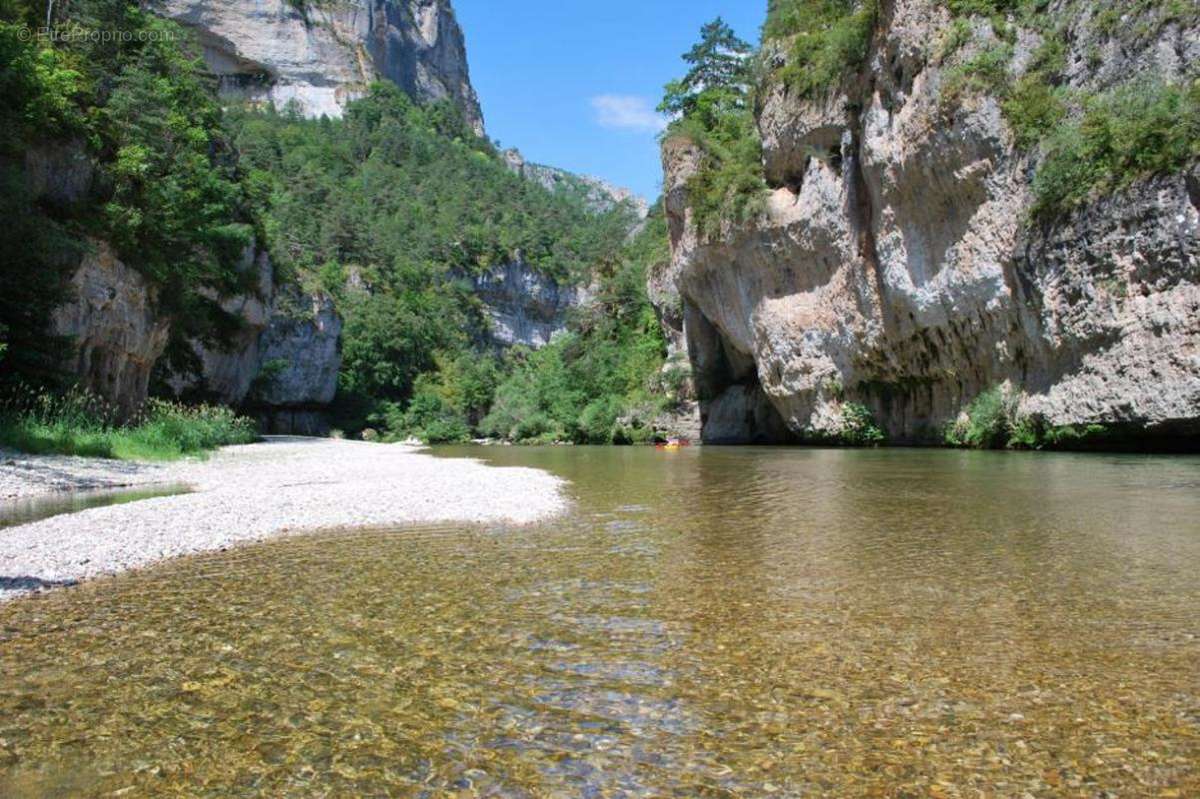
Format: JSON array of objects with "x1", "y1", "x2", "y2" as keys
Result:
[{"x1": 0, "y1": 437, "x2": 567, "y2": 603}]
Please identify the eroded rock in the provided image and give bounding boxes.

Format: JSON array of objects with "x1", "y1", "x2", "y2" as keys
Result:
[
  {"x1": 51, "y1": 241, "x2": 171, "y2": 418},
  {"x1": 655, "y1": 0, "x2": 1200, "y2": 445},
  {"x1": 158, "y1": 0, "x2": 484, "y2": 133}
]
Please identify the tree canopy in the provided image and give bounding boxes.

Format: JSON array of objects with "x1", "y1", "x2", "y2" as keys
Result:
[{"x1": 659, "y1": 17, "x2": 753, "y2": 118}]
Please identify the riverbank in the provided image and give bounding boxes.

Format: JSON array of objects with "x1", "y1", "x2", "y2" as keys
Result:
[{"x1": 0, "y1": 437, "x2": 567, "y2": 602}]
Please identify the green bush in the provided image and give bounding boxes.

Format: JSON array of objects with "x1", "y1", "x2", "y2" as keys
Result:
[
  {"x1": 838, "y1": 402, "x2": 886, "y2": 446},
  {"x1": 1001, "y1": 75, "x2": 1068, "y2": 149},
  {"x1": 1037, "y1": 423, "x2": 1110, "y2": 448},
  {"x1": 1032, "y1": 80, "x2": 1200, "y2": 219},
  {"x1": 802, "y1": 401, "x2": 886, "y2": 446},
  {"x1": 940, "y1": 42, "x2": 1014, "y2": 112},
  {"x1": 944, "y1": 386, "x2": 1013, "y2": 449},
  {"x1": 578, "y1": 396, "x2": 623, "y2": 445},
  {"x1": 769, "y1": 0, "x2": 879, "y2": 98},
  {"x1": 0, "y1": 387, "x2": 257, "y2": 460},
  {"x1": 390, "y1": 377, "x2": 471, "y2": 444},
  {"x1": 943, "y1": 385, "x2": 1123, "y2": 450}
]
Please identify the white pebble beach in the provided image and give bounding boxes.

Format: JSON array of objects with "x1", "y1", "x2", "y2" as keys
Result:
[{"x1": 0, "y1": 437, "x2": 567, "y2": 603}]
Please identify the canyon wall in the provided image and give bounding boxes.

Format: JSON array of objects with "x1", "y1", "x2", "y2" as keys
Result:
[
  {"x1": 167, "y1": 255, "x2": 344, "y2": 435},
  {"x1": 468, "y1": 262, "x2": 593, "y2": 350},
  {"x1": 158, "y1": 0, "x2": 484, "y2": 133},
  {"x1": 37, "y1": 0, "x2": 645, "y2": 429},
  {"x1": 659, "y1": 0, "x2": 1200, "y2": 446},
  {"x1": 39, "y1": 0, "x2": 489, "y2": 425},
  {"x1": 50, "y1": 241, "x2": 172, "y2": 419}
]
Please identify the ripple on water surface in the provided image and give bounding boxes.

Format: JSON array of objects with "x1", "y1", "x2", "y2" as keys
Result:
[{"x1": 1, "y1": 447, "x2": 1199, "y2": 796}]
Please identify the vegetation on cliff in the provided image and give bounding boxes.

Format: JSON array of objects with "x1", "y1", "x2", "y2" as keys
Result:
[
  {"x1": 368, "y1": 209, "x2": 674, "y2": 445},
  {"x1": 764, "y1": 0, "x2": 878, "y2": 97},
  {"x1": 660, "y1": 18, "x2": 765, "y2": 240},
  {"x1": 674, "y1": 1, "x2": 1200, "y2": 238},
  {"x1": 1030, "y1": 80, "x2": 1200, "y2": 218},
  {"x1": 1, "y1": 0, "x2": 663, "y2": 447},
  {"x1": 933, "y1": 0, "x2": 1200, "y2": 219},
  {"x1": 943, "y1": 386, "x2": 1115, "y2": 451},
  {"x1": 477, "y1": 211, "x2": 674, "y2": 445},
  {"x1": 1, "y1": 0, "x2": 261, "y2": 389}
]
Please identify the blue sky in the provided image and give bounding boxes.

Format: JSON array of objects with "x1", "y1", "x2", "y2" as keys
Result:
[{"x1": 453, "y1": 1, "x2": 765, "y2": 201}]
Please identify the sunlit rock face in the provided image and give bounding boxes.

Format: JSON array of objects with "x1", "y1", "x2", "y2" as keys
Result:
[
  {"x1": 50, "y1": 241, "x2": 172, "y2": 419},
  {"x1": 158, "y1": 0, "x2": 484, "y2": 133},
  {"x1": 656, "y1": 0, "x2": 1200, "y2": 445},
  {"x1": 469, "y1": 261, "x2": 592, "y2": 349},
  {"x1": 502, "y1": 148, "x2": 651, "y2": 219}
]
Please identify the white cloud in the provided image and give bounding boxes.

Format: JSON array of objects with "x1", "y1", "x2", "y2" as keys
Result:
[{"x1": 590, "y1": 94, "x2": 667, "y2": 133}]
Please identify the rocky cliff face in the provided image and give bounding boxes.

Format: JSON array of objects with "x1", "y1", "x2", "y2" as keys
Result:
[
  {"x1": 51, "y1": 241, "x2": 172, "y2": 418},
  {"x1": 167, "y1": 254, "x2": 344, "y2": 433},
  {"x1": 660, "y1": 0, "x2": 1200, "y2": 445},
  {"x1": 469, "y1": 261, "x2": 592, "y2": 349},
  {"x1": 502, "y1": 149, "x2": 650, "y2": 219},
  {"x1": 248, "y1": 292, "x2": 343, "y2": 435},
  {"x1": 158, "y1": 0, "x2": 484, "y2": 133}
]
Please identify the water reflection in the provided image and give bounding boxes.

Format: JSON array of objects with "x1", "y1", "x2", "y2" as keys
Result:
[
  {"x1": 0, "y1": 447, "x2": 1197, "y2": 796},
  {"x1": 0, "y1": 483, "x2": 192, "y2": 530}
]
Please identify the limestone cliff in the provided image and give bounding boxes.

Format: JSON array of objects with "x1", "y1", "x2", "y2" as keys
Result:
[
  {"x1": 247, "y1": 291, "x2": 343, "y2": 435},
  {"x1": 50, "y1": 241, "x2": 172, "y2": 418},
  {"x1": 502, "y1": 148, "x2": 650, "y2": 219},
  {"x1": 468, "y1": 261, "x2": 593, "y2": 349},
  {"x1": 166, "y1": 253, "x2": 344, "y2": 434},
  {"x1": 660, "y1": 0, "x2": 1200, "y2": 446},
  {"x1": 157, "y1": 0, "x2": 484, "y2": 133}
]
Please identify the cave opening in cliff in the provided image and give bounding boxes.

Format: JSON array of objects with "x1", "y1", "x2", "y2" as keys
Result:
[{"x1": 685, "y1": 304, "x2": 795, "y2": 445}]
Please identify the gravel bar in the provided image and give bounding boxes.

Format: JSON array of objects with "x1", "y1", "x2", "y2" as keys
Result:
[{"x1": 0, "y1": 437, "x2": 567, "y2": 602}]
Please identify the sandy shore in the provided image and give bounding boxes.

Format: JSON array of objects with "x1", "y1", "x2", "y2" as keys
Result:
[{"x1": 0, "y1": 437, "x2": 566, "y2": 603}]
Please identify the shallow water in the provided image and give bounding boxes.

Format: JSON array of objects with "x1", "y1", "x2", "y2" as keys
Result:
[
  {"x1": 0, "y1": 484, "x2": 192, "y2": 530},
  {"x1": 1, "y1": 446, "x2": 1198, "y2": 797}
]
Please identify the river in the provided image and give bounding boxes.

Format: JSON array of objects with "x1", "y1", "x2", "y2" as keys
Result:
[{"x1": 1, "y1": 446, "x2": 1198, "y2": 796}]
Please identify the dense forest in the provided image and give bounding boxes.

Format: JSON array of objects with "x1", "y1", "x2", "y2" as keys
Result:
[
  {"x1": 230, "y1": 88, "x2": 674, "y2": 442},
  {"x1": 0, "y1": 0, "x2": 677, "y2": 451}
]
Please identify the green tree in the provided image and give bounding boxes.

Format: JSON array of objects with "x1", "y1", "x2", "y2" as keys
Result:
[
  {"x1": 661, "y1": 19, "x2": 765, "y2": 240},
  {"x1": 659, "y1": 17, "x2": 752, "y2": 118}
]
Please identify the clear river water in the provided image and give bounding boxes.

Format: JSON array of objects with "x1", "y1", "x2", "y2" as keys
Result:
[{"x1": 1, "y1": 446, "x2": 1198, "y2": 796}]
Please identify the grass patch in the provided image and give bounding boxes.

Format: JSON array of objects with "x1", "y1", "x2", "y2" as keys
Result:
[
  {"x1": 0, "y1": 388, "x2": 258, "y2": 460},
  {"x1": 766, "y1": 0, "x2": 880, "y2": 98},
  {"x1": 940, "y1": 42, "x2": 1014, "y2": 109},
  {"x1": 1031, "y1": 80, "x2": 1200, "y2": 219}
]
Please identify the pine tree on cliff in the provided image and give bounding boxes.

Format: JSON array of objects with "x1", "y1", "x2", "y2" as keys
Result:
[{"x1": 659, "y1": 17, "x2": 752, "y2": 118}]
